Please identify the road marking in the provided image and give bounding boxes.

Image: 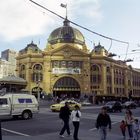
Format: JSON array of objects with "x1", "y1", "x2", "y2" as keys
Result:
[
  {"x1": 2, "y1": 128, "x2": 30, "y2": 137},
  {"x1": 89, "y1": 121, "x2": 119, "y2": 131},
  {"x1": 89, "y1": 128, "x2": 97, "y2": 131}
]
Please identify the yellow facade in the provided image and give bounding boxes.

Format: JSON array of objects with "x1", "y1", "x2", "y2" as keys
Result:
[{"x1": 16, "y1": 19, "x2": 140, "y2": 100}]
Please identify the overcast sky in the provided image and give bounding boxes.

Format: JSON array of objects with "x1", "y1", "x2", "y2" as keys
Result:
[{"x1": 0, "y1": 0, "x2": 140, "y2": 68}]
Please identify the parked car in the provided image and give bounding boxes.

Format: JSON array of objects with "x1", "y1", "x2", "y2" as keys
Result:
[
  {"x1": 50, "y1": 100, "x2": 81, "y2": 112},
  {"x1": 136, "y1": 101, "x2": 140, "y2": 107},
  {"x1": 81, "y1": 99, "x2": 92, "y2": 106},
  {"x1": 122, "y1": 101, "x2": 137, "y2": 109},
  {"x1": 104, "y1": 101, "x2": 122, "y2": 112}
]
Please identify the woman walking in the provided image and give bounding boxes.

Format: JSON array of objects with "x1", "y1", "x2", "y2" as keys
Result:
[
  {"x1": 125, "y1": 109, "x2": 134, "y2": 140},
  {"x1": 71, "y1": 105, "x2": 81, "y2": 140}
]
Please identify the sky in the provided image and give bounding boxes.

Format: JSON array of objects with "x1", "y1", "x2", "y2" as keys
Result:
[{"x1": 0, "y1": 0, "x2": 140, "y2": 68}]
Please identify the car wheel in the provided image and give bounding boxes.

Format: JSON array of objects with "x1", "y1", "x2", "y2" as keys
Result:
[{"x1": 22, "y1": 111, "x2": 32, "y2": 120}]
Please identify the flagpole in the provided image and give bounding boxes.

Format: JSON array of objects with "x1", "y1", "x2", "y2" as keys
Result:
[{"x1": 60, "y1": 3, "x2": 67, "y2": 19}]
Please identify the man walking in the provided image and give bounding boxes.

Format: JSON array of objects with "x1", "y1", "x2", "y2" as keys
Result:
[
  {"x1": 59, "y1": 102, "x2": 71, "y2": 138},
  {"x1": 96, "y1": 107, "x2": 111, "y2": 140}
]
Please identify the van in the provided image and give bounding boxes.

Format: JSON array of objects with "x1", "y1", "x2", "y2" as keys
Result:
[{"x1": 0, "y1": 93, "x2": 39, "y2": 119}]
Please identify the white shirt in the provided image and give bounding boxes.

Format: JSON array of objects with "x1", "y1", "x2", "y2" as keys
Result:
[
  {"x1": 125, "y1": 115, "x2": 134, "y2": 125},
  {"x1": 71, "y1": 110, "x2": 81, "y2": 122}
]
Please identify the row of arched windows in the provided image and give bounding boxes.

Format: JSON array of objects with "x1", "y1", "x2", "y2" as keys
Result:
[{"x1": 132, "y1": 74, "x2": 140, "y2": 87}]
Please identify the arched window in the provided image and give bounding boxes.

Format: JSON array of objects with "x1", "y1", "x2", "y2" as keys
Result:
[
  {"x1": 21, "y1": 65, "x2": 25, "y2": 71},
  {"x1": 90, "y1": 64, "x2": 101, "y2": 84},
  {"x1": 19, "y1": 64, "x2": 26, "y2": 79},
  {"x1": 91, "y1": 65, "x2": 100, "y2": 72},
  {"x1": 32, "y1": 64, "x2": 43, "y2": 82},
  {"x1": 33, "y1": 64, "x2": 42, "y2": 71},
  {"x1": 106, "y1": 66, "x2": 111, "y2": 73}
]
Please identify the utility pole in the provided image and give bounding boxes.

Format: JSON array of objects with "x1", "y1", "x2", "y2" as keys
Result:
[
  {"x1": 0, "y1": 120, "x2": 2, "y2": 140},
  {"x1": 36, "y1": 80, "x2": 40, "y2": 103}
]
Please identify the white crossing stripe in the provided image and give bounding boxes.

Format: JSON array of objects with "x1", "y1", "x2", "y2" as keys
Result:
[{"x1": 2, "y1": 128, "x2": 30, "y2": 137}]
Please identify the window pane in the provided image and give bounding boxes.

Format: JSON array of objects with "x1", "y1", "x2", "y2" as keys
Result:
[
  {"x1": 0, "y1": 98, "x2": 8, "y2": 105},
  {"x1": 26, "y1": 99, "x2": 32, "y2": 103}
]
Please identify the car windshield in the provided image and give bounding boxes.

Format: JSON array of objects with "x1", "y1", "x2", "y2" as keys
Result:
[
  {"x1": 60, "y1": 101, "x2": 67, "y2": 104},
  {"x1": 125, "y1": 102, "x2": 131, "y2": 105},
  {"x1": 60, "y1": 100, "x2": 76, "y2": 104}
]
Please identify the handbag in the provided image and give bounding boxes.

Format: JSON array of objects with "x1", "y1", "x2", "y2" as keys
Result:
[{"x1": 76, "y1": 111, "x2": 80, "y2": 118}]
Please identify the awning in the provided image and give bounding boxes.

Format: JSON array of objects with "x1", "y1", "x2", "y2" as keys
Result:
[{"x1": 0, "y1": 75, "x2": 27, "y2": 85}]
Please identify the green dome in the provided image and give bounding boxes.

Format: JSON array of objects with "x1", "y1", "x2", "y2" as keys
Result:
[{"x1": 48, "y1": 19, "x2": 85, "y2": 45}]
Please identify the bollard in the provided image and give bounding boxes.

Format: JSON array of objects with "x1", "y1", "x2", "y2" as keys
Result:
[{"x1": 0, "y1": 120, "x2": 2, "y2": 140}]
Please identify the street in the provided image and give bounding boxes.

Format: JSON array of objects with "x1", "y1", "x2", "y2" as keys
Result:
[{"x1": 1, "y1": 101, "x2": 140, "y2": 140}]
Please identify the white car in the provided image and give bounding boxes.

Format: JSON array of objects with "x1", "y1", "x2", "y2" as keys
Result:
[{"x1": 0, "y1": 93, "x2": 39, "y2": 119}]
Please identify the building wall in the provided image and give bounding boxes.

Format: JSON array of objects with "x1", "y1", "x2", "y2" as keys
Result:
[
  {"x1": 16, "y1": 42, "x2": 140, "y2": 99},
  {"x1": 0, "y1": 59, "x2": 11, "y2": 78},
  {"x1": 1, "y1": 49, "x2": 17, "y2": 76}
]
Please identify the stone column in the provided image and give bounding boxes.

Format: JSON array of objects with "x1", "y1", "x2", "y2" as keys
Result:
[
  {"x1": 111, "y1": 65, "x2": 115, "y2": 95},
  {"x1": 124, "y1": 69, "x2": 129, "y2": 98},
  {"x1": 101, "y1": 64, "x2": 107, "y2": 95}
]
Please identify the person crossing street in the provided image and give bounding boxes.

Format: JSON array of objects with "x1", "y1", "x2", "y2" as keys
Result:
[
  {"x1": 96, "y1": 107, "x2": 111, "y2": 140},
  {"x1": 71, "y1": 105, "x2": 81, "y2": 140},
  {"x1": 59, "y1": 102, "x2": 71, "y2": 138}
]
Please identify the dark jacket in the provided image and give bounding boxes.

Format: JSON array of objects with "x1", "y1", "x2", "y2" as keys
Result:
[
  {"x1": 59, "y1": 105, "x2": 71, "y2": 121},
  {"x1": 96, "y1": 113, "x2": 111, "y2": 129}
]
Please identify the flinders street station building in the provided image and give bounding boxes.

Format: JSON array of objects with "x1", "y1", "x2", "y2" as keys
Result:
[{"x1": 16, "y1": 19, "x2": 140, "y2": 101}]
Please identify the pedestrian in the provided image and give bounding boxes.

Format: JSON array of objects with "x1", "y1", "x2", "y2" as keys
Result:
[
  {"x1": 96, "y1": 106, "x2": 111, "y2": 140},
  {"x1": 120, "y1": 120, "x2": 127, "y2": 139},
  {"x1": 71, "y1": 105, "x2": 81, "y2": 140},
  {"x1": 125, "y1": 109, "x2": 134, "y2": 140},
  {"x1": 133, "y1": 119, "x2": 140, "y2": 140},
  {"x1": 59, "y1": 102, "x2": 71, "y2": 138}
]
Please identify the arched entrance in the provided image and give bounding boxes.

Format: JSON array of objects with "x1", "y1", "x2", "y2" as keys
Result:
[{"x1": 53, "y1": 77, "x2": 80, "y2": 98}]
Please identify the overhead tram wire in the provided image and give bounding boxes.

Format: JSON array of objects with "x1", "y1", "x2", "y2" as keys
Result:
[
  {"x1": 107, "y1": 39, "x2": 112, "y2": 52},
  {"x1": 124, "y1": 43, "x2": 129, "y2": 60},
  {"x1": 28, "y1": 0, "x2": 129, "y2": 45}
]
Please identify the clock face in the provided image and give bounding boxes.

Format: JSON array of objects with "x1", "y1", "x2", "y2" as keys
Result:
[{"x1": 63, "y1": 49, "x2": 72, "y2": 58}]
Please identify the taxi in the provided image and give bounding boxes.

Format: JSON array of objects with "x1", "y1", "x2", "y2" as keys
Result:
[{"x1": 50, "y1": 100, "x2": 81, "y2": 112}]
